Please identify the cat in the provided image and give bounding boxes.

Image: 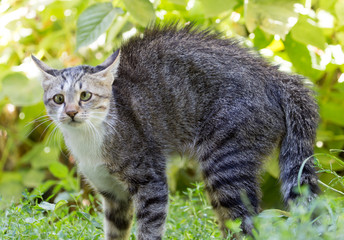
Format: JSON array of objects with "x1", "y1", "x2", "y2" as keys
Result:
[{"x1": 32, "y1": 24, "x2": 320, "y2": 240}]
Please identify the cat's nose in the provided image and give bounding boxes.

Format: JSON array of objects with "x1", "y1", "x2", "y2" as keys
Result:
[{"x1": 66, "y1": 110, "x2": 78, "y2": 119}]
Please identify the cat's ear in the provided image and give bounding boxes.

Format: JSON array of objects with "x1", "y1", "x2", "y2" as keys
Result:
[
  {"x1": 31, "y1": 55, "x2": 57, "y2": 90},
  {"x1": 31, "y1": 55, "x2": 57, "y2": 77},
  {"x1": 92, "y1": 49, "x2": 121, "y2": 84}
]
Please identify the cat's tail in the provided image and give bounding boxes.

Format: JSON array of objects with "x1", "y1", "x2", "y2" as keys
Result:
[{"x1": 277, "y1": 75, "x2": 320, "y2": 204}]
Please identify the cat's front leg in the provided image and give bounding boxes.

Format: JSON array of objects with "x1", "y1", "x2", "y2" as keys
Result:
[
  {"x1": 101, "y1": 192, "x2": 134, "y2": 240},
  {"x1": 131, "y1": 175, "x2": 169, "y2": 240}
]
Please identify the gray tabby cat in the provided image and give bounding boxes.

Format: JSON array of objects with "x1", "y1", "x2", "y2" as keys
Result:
[{"x1": 32, "y1": 24, "x2": 320, "y2": 239}]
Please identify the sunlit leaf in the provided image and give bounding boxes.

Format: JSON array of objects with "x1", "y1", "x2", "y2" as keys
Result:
[
  {"x1": 76, "y1": 3, "x2": 122, "y2": 49},
  {"x1": 49, "y1": 162, "x2": 69, "y2": 179},
  {"x1": 22, "y1": 144, "x2": 60, "y2": 169},
  {"x1": 258, "y1": 209, "x2": 290, "y2": 218},
  {"x1": 244, "y1": 0, "x2": 299, "y2": 39},
  {"x1": 168, "y1": 0, "x2": 187, "y2": 5},
  {"x1": 54, "y1": 200, "x2": 68, "y2": 211},
  {"x1": 320, "y1": 102, "x2": 344, "y2": 127},
  {"x1": 264, "y1": 148, "x2": 280, "y2": 179},
  {"x1": 253, "y1": 27, "x2": 273, "y2": 49},
  {"x1": 77, "y1": 211, "x2": 91, "y2": 220},
  {"x1": 1, "y1": 73, "x2": 42, "y2": 106},
  {"x1": 23, "y1": 169, "x2": 46, "y2": 188},
  {"x1": 319, "y1": 0, "x2": 336, "y2": 13},
  {"x1": 0, "y1": 180, "x2": 24, "y2": 202},
  {"x1": 284, "y1": 34, "x2": 322, "y2": 80},
  {"x1": 225, "y1": 218, "x2": 242, "y2": 233},
  {"x1": 335, "y1": 0, "x2": 344, "y2": 26},
  {"x1": 199, "y1": 0, "x2": 237, "y2": 17},
  {"x1": 24, "y1": 217, "x2": 37, "y2": 223},
  {"x1": 123, "y1": 0, "x2": 156, "y2": 26},
  {"x1": 38, "y1": 201, "x2": 55, "y2": 211},
  {"x1": 291, "y1": 16, "x2": 326, "y2": 50}
]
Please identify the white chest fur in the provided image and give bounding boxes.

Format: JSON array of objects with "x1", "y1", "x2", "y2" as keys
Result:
[{"x1": 62, "y1": 125, "x2": 127, "y2": 199}]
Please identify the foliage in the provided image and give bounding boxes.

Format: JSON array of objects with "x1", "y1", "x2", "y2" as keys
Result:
[
  {"x1": 251, "y1": 195, "x2": 344, "y2": 240},
  {"x1": 1, "y1": 183, "x2": 344, "y2": 239},
  {"x1": 0, "y1": 190, "x2": 104, "y2": 239},
  {"x1": 0, "y1": 0, "x2": 344, "y2": 210}
]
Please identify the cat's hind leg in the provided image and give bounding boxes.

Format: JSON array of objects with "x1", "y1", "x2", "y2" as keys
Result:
[
  {"x1": 101, "y1": 192, "x2": 134, "y2": 240},
  {"x1": 196, "y1": 105, "x2": 281, "y2": 237},
  {"x1": 200, "y1": 149, "x2": 261, "y2": 237},
  {"x1": 196, "y1": 127, "x2": 266, "y2": 236}
]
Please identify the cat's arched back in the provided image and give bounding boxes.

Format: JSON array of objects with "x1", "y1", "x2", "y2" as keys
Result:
[{"x1": 33, "y1": 24, "x2": 320, "y2": 240}]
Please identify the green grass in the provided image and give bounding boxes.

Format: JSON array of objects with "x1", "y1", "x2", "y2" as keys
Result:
[
  {"x1": 1, "y1": 183, "x2": 344, "y2": 239},
  {"x1": 0, "y1": 192, "x2": 103, "y2": 240}
]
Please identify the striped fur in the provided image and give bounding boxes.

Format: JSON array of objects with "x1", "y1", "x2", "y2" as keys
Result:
[
  {"x1": 34, "y1": 24, "x2": 320, "y2": 239},
  {"x1": 102, "y1": 192, "x2": 133, "y2": 240}
]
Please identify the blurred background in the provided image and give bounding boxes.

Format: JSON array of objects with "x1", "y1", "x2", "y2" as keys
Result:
[{"x1": 0, "y1": 0, "x2": 344, "y2": 210}]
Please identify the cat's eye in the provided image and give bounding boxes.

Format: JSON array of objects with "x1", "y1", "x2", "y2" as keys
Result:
[
  {"x1": 53, "y1": 94, "x2": 64, "y2": 104},
  {"x1": 80, "y1": 91, "x2": 92, "y2": 101}
]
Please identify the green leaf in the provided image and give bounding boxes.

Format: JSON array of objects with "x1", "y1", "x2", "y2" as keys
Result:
[
  {"x1": 284, "y1": 34, "x2": 322, "y2": 80},
  {"x1": 244, "y1": 0, "x2": 299, "y2": 39},
  {"x1": 168, "y1": 0, "x2": 187, "y2": 5},
  {"x1": 253, "y1": 27, "x2": 273, "y2": 49},
  {"x1": 76, "y1": 3, "x2": 122, "y2": 49},
  {"x1": 22, "y1": 144, "x2": 60, "y2": 169},
  {"x1": 335, "y1": 0, "x2": 344, "y2": 26},
  {"x1": 123, "y1": 0, "x2": 156, "y2": 26},
  {"x1": 91, "y1": 218, "x2": 102, "y2": 229},
  {"x1": 264, "y1": 148, "x2": 280, "y2": 179},
  {"x1": 225, "y1": 218, "x2": 242, "y2": 234},
  {"x1": 24, "y1": 217, "x2": 37, "y2": 223},
  {"x1": 1, "y1": 72, "x2": 43, "y2": 106},
  {"x1": 319, "y1": 0, "x2": 336, "y2": 13},
  {"x1": 0, "y1": 172, "x2": 24, "y2": 202},
  {"x1": 0, "y1": 181, "x2": 24, "y2": 203},
  {"x1": 17, "y1": 102, "x2": 46, "y2": 141},
  {"x1": 49, "y1": 162, "x2": 69, "y2": 179},
  {"x1": 258, "y1": 209, "x2": 290, "y2": 218},
  {"x1": 38, "y1": 201, "x2": 55, "y2": 211},
  {"x1": 320, "y1": 102, "x2": 344, "y2": 127},
  {"x1": 199, "y1": 0, "x2": 237, "y2": 17},
  {"x1": 291, "y1": 16, "x2": 326, "y2": 49},
  {"x1": 77, "y1": 211, "x2": 91, "y2": 221},
  {"x1": 54, "y1": 200, "x2": 68, "y2": 211},
  {"x1": 22, "y1": 169, "x2": 46, "y2": 188}
]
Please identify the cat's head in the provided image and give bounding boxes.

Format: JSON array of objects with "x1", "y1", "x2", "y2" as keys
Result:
[{"x1": 32, "y1": 51, "x2": 120, "y2": 131}]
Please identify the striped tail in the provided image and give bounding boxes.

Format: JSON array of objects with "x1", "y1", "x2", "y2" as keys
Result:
[{"x1": 278, "y1": 76, "x2": 320, "y2": 203}]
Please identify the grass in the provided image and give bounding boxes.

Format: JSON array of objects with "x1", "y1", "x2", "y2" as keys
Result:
[
  {"x1": 0, "y1": 191, "x2": 103, "y2": 240},
  {"x1": 1, "y1": 182, "x2": 344, "y2": 239}
]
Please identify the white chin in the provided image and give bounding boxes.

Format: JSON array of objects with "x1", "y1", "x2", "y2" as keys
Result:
[
  {"x1": 68, "y1": 121, "x2": 83, "y2": 126},
  {"x1": 60, "y1": 119, "x2": 84, "y2": 128}
]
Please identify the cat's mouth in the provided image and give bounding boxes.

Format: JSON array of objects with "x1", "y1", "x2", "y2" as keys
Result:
[{"x1": 67, "y1": 119, "x2": 83, "y2": 126}]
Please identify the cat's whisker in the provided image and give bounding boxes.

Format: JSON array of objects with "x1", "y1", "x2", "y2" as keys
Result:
[
  {"x1": 88, "y1": 115, "x2": 119, "y2": 136},
  {"x1": 23, "y1": 109, "x2": 49, "y2": 126},
  {"x1": 86, "y1": 119, "x2": 101, "y2": 146},
  {"x1": 89, "y1": 120, "x2": 102, "y2": 143},
  {"x1": 24, "y1": 115, "x2": 51, "y2": 127},
  {"x1": 46, "y1": 122, "x2": 60, "y2": 146},
  {"x1": 25, "y1": 118, "x2": 53, "y2": 137},
  {"x1": 91, "y1": 111, "x2": 117, "y2": 117},
  {"x1": 53, "y1": 126, "x2": 69, "y2": 160},
  {"x1": 39, "y1": 120, "x2": 57, "y2": 141},
  {"x1": 84, "y1": 120, "x2": 94, "y2": 139},
  {"x1": 92, "y1": 113, "x2": 124, "y2": 126}
]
